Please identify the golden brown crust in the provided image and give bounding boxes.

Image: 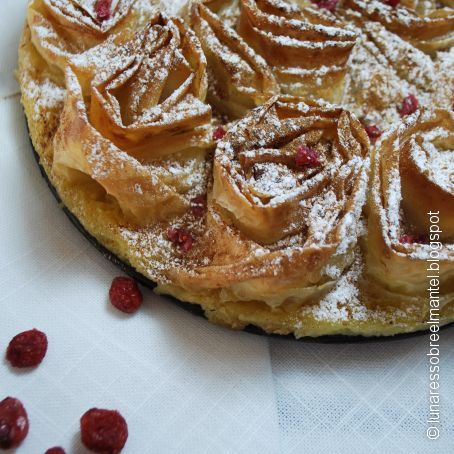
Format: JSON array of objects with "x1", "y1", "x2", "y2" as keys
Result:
[
  {"x1": 399, "y1": 112, "x2": 454, "y2": 238},
  {"x1": 27, "y1": 0, "x2": 156, "y2": 76},
  {"x1": 85, "y1": 16, "x2": 212, "y2": 159},
  {"x1": 341, "y1": 20, "x2": 453, "y2": 130}
]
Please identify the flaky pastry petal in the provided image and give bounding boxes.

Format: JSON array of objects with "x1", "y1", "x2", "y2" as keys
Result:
[
  {"x1": 343, "y1": 0, "x2": 454, "y2": 53},
  {"x1": 366, "y1": 108, "x2": 454, "y2": 303},
  {"x1": 86, "y1": 15, "x2": 212, "y2": 159},
  {"x1": 236, "y1": 0, "x2": 358, "y2": 102},
  {"x1": 27, "y1": 0, "x2": 154, "y2": 75},
  {"x1": 188, "y1": 0, "x2": 280, "y2": 119}
]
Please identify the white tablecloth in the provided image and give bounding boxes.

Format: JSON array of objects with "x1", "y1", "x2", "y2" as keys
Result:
[{"x1": 1, "y1": 2, "x2": 453, "y2": 453}]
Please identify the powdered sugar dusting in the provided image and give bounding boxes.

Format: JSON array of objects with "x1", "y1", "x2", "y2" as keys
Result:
[
  {"x1": 410, "y1": 127, "x2": 454, "y2": 194},
  {"x1": 22, "y1": 77, "x2": 66, "y2": 121}
]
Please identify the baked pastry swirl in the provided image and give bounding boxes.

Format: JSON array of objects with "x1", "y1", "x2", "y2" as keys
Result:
[
  {"x1": 343, "y1": 0, "x2": 454, "y2": 53},
  {"x1": 186, "y1": 0, "x2": 358, "y2": 109},
  {"x1": 27, "y1": 0, "x2": 157, "y2": 79},
  {"x1": 366, "y1": 108, "x2": 454, "y2": 307},
  {"x1": 188, "y1": 1, "x2": 280, "y2": 118},
  {"x1": 53, "y1": 15, "x2": 213, "y2": 223},
  {"x1": 212, "y1": 96, "x2": 369, "y2": 244},
  {"x1": 236, "y1": 0, "x2": 358, "y2": 102},
  {"x1": 342, "y1": 21, "x2": 453, "y2": 129},
  {"x1": 18, "y1": 0, "x2": 454, "y2": 337}
]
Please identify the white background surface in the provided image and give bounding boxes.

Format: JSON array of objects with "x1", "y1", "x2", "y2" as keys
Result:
[{"x1": 1, "y1": 1, "x2": 453, "y2": 453}]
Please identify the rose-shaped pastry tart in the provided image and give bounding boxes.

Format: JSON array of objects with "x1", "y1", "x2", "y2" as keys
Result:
[
  {"x1": 366, "y1": 108, "x2": 454, "y2": 304},
  {"x1": 162, "y1": 96, "x2": 370, "y2": 307},
  {"x1": 27, "y1": 0, "x2": 157, "y2": 77},
  {"x1": 52, "y1": 15, "x2": 213, "y2": 224},
  {"x1": 236, "y1": 0, "x2": 357, "y2": 102},
  {"x1": 188, "y1": 0, "x2": 279, "y2": 119},
  {"x1": 343, "y1": 0, "x2": 454, "y2": 53},
  {"x1": 18, "y1": 0, "x2": 454, "y2": 337}
]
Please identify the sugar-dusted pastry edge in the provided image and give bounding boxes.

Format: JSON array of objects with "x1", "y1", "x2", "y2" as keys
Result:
[{"x1": 155, "y1": 283, "x2": 454, "y2": 338}]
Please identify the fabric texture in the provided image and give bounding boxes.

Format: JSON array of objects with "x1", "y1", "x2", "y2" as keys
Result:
[{"x1": 1, "y1": 1, "x2": 453, "y2": 452}]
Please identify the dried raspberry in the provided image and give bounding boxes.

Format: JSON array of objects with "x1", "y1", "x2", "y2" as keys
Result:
[
  {"x1": 167, "y1": 227, "x2": 180, "y2": 243},
  {"x1": 213, "y1": 126, "x2": 226, "y2": 141},
  {"x1": 6, "y1": 329, "x2": 48, "y2": 368},
  {"x1": 295, "y1": 146, "x2": 321, "y2": 168},
  {"x1": 180, "y1": 235, "x2": 193, "y2": 252},
  {"x1": 191, "y1": 195, "x2": 207, "y2": 217},
  {"x1": 109, "y1": 277, "x2": 143, "y2": 314},
  {"x1": 167, "y1": 227, "x2": 193, "y2": 252},
  {"x1": 400, "y1": 234, "x2": 421, "y2": 244},
  {"x1": 80, "y1": 408, "x2": 128, "y2": 454},
  {"x1": 313, "y1": 0, "x2": 338, "y2": 11},
  {"x1": 0, "y1": 397, "x2": 29, "y2": 449},
  {"x1": 45, "y1": 448, "x2": 66, "y2": 454},
  {"x1": 399, "y1": 94, "x2": 419, "y2": 117},
  {"x1": 95, "y1": 0, "x2": 112, "y2": 21},
  {"x1": 384, "y1": 0, "x2": 400, "y2": 6},
  {"x1": 400, "y1": 234, "x2": 426, "y2": 244},
  {"x1": 364, "y1": 124, "x2": 382, "y2": 141}
]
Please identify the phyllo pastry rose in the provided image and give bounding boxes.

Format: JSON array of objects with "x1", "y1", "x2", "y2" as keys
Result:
[
  {"x1": 27, "y1": 0, "x2": 157, "y2": 76},
  {"x1": 343, "y1": 0, "x2": 454, "y2": 53},
  {"x1": 366, "y1": 108, "x2": 454, "y2": 309},
  {"x1": 52, "y1": 15, "x2": 213, "y2": 224},
  {"x1": 163, "y1": 96, "x2": 370, "y2": 307},
  {"x1": 236, "y1": 0, "x2": 358, "y2": 103},
  {"x1": 187, "y1": 0, "x2": 280, "y2": 119},
  {"x1": 342, "y1": 21, "x2": 453, "y2": 129}
]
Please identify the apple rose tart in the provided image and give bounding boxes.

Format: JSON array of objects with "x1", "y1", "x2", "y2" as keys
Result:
[
  {"x1": 343, "y1": 0, "x2": 454, "y2": 53},
  {"x1": 187, "y1": 0, "x2": 280, "y2": 119},
  {"x1": 366, "y1": 108, "x2": 454, "y2": 314},
  {"x1": 160, "y1": 96, "x2": 370, "y2": 308},
  {"x1": 52, "y1": 15, "x2": 213, "y2": 224},
  {"x1": 18, "y1": 0, "x2": 454, "y2": 337}
]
